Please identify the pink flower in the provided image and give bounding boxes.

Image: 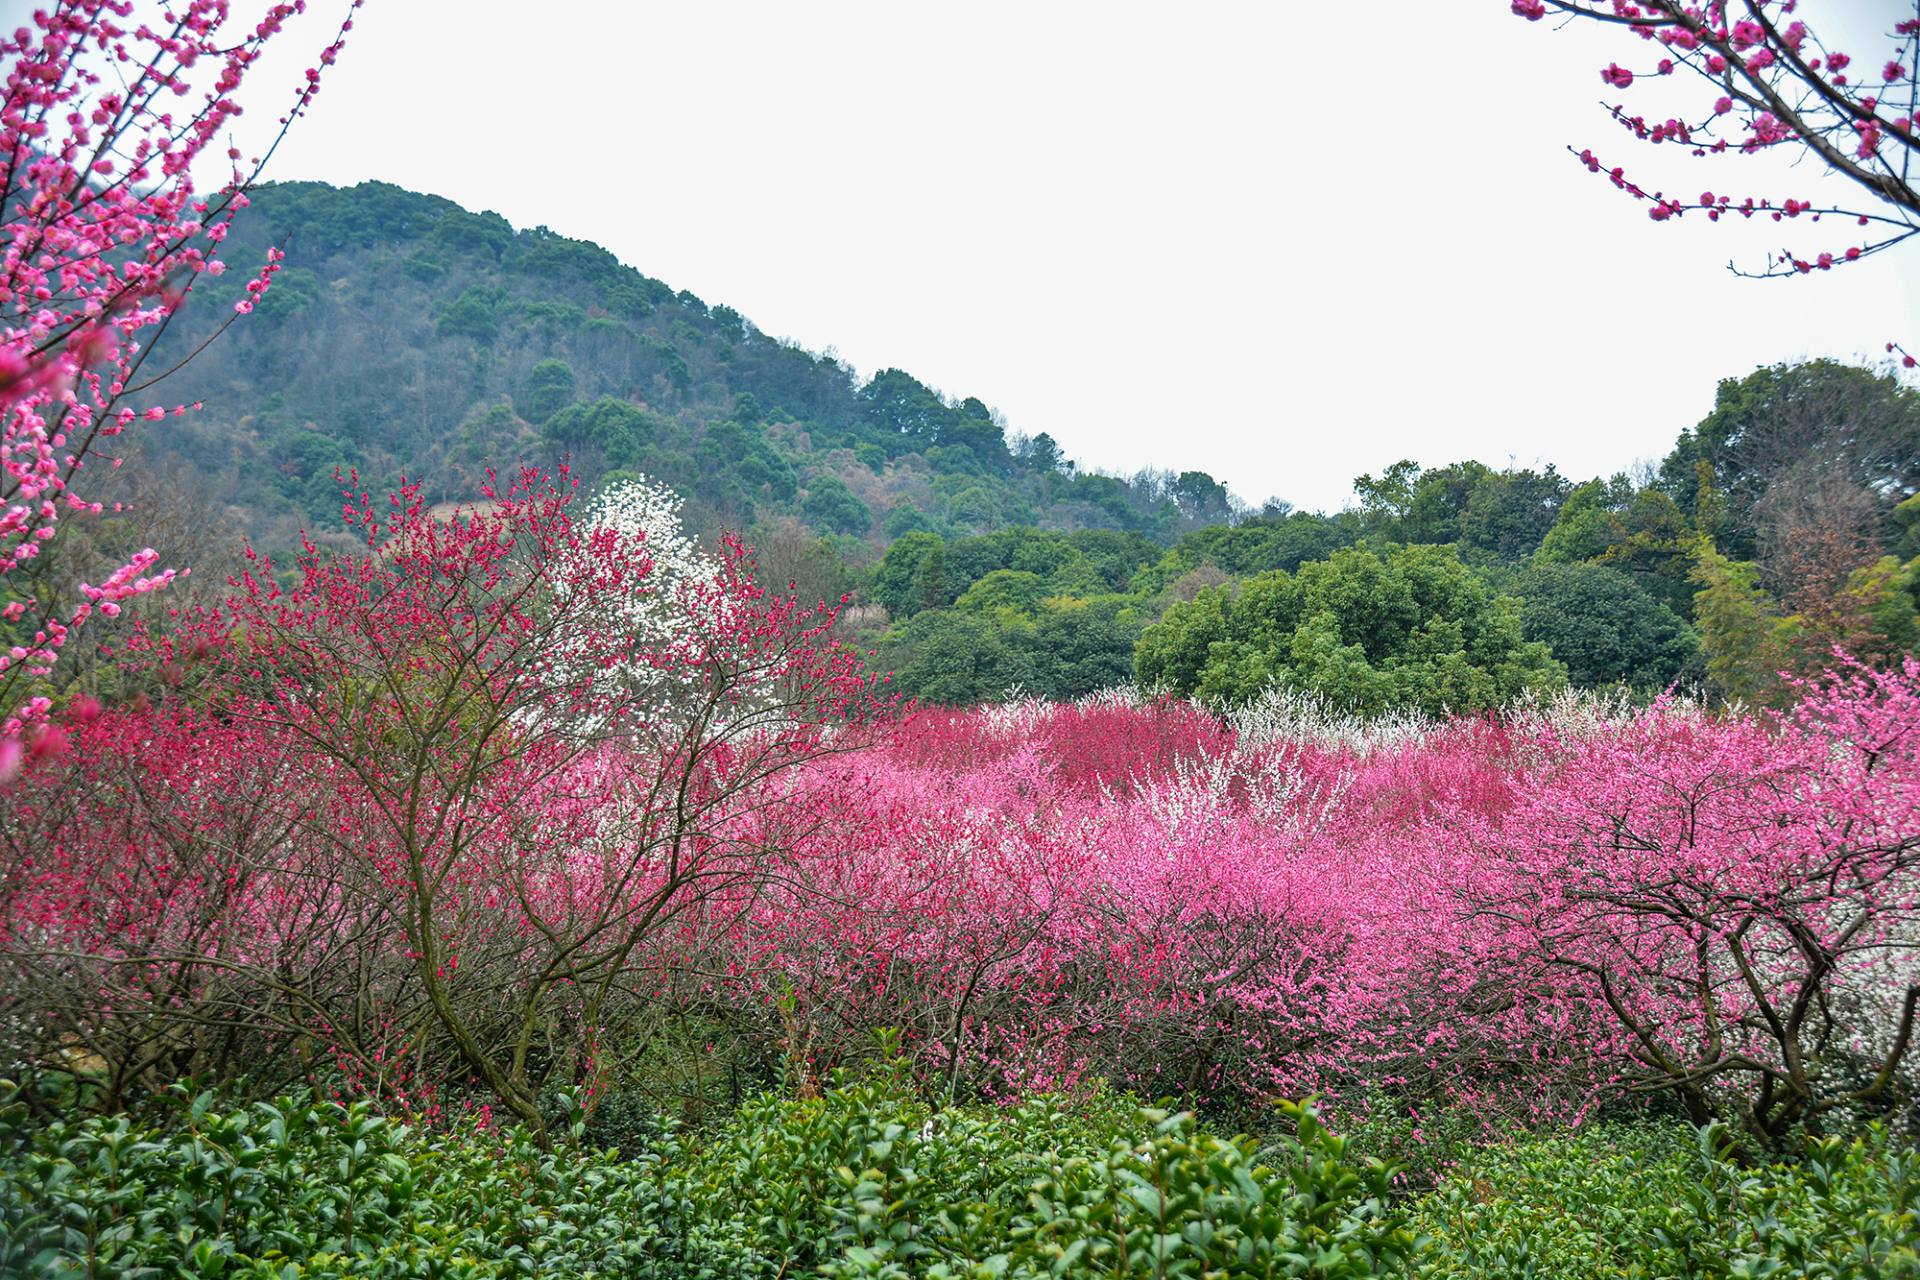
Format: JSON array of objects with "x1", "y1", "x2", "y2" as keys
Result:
[{"x1": 1601, "y1": 63, "x2": 1634, "y2": 88}]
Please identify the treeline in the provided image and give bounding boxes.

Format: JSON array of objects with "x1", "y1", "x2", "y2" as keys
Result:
[
  {"x1": 849, "y1": 358, "x2": 1920, "y2": 709},
  {"x1": 132, "y1": 179, "x2": 1918, "y2": 715},
  {"x1": 146, "y1": 180, "x2": 1261, "y2": 554}
]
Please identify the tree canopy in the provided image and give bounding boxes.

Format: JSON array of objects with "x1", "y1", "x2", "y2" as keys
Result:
[{"x1": 1136, "y1": 544, "x2": 1566, "y2": 715}]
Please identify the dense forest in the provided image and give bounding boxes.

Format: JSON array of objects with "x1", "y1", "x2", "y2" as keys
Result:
[{"x1": 130, "y1": 180, "x2": 1920, "y2": 715}]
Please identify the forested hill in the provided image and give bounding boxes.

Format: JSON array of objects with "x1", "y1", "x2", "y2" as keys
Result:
[
  {"x1": 135, "y1": 181, "x2": 1920, "y2": 714},
  {"x1": 147, "y1": 179, "x2": 1250, "y2": 554}
]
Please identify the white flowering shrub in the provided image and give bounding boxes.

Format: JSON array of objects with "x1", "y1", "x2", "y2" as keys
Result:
[
  {"x1": 544, "y1": 476, "x2": 722, "y2": 720},
  {"x1": 586, "y1": 476, "x2": 720, "y2": 649}
]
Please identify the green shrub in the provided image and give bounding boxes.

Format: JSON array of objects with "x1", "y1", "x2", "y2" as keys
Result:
[
  {"x1": 1411, "y1": 1121, "x2": 1920, "y2": 1280},
  {"x1": 20, "y1": 1078, "x2": 1905, "y2": 1280},
  {"x1": 684, "y1": 1081, "x2": 1412, "y2": 1279},
  {"x1": 0, "y1": 1085, "x2": 699, "y2": 1279},
  {"x1": 1317, "y1": 1091, "x2": 1488, "y2": 1193}
]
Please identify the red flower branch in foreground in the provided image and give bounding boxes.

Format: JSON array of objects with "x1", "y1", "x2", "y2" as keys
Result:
[{"x1": 0, "y1": 1, "x2": 362, "y2": 751}]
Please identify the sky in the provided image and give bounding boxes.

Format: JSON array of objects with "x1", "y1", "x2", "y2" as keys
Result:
[{"x1": 73, "y1": 0, "x2": 1920, "y2": 511}]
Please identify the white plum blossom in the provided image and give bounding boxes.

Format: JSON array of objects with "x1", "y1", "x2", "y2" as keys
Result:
[
  {"x1": 584, "y1": 475, "x2": 718, "y2": 651},
  {"x1": 545, "y1": 475, "x2": 721, "y2": 719}
]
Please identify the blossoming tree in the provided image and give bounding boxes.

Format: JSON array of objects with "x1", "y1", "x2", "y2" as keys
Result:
[
  {"x1": 192, "y1": 470, "x2": 885, "y2": 1137},
  {"x1": 1515, "y1": 1, "x2": 1919, "y2": 359},
  {"x1": 0, "y1": 1, "x2": 359, "y2": 761}
]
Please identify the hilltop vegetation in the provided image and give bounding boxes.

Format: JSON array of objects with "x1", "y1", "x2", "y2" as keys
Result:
[
  {"x1": 122, "y1": 182, "x2": 1920, "y2": 716},
  {"x1": 148, "y1": 180, "x2": 1252, "y2": 557}
]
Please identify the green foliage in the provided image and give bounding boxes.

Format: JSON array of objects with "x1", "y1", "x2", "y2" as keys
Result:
[
  {"x1": 6, "y1": 1081, "x2": 1909, "y2": 1280},
  {"x1": 521, "y1": 358, "x2": 576, "y2": 424},
  {"x1": 0, "y1": 1085, "x2": 698, "y2": 1279},
  {"x1": 1840, "y1": 554, "x2": 1920, "y2": 660},
  {"x1": 881, "y1": 608, "x2": 1031, "y2": 705},
  {"x1": 1355, "y1": 460, "x2": 1571, "y2": 561},
  {"x1": 255, "y1": 267, "x2": 322, "y2": 325},
  {"x1": 857, "y1": 371, "x2": 1012, "y2": 474},
  {"x1": 266, "y1": 426, "x2": 355, "y2": 525},
  {"x1": 1690, "y1": 540, "x2": 1792, "y2": 704},
  {"x1": 1514, "y1": 562, "x2": 1700, "y2": 691},
  {"x1": 1137, "y1": 544, "x2": 1566, "y2": 715},
  {"x1": 955, "y1": 569, "x2": 1049, "y2": 618},
  {"x1": 543, "y1": 396, "x2": 656, "y2": 469},
  {"x1": 136, "y1": 177, "x2": 1919, "y2": 715},
  {"x1": 149, "y1": 180, "x2": 1203, "y2": 555},
  {"x1": 1898, "y1": 493, "x2": 1920, "y2": 560},
  {"x1": 694, "y1": 420, "x2": 797, "y2": 518},
  {"x1": 1169, "y1": 469, "x2": 1235, "y2": 527},
  {"x1": 432, "y1": 209, "x2": 514, "y2": 262},
  {"x1": 434, "y1": 283, "x2": 508, "y2": 343},
  {"x1": 684, "y1": 1082, "x2": 1413, "y2": 1280},
  {"x1": 871, "y1": 537, "x2": 1146, "y2": 702},
  {"x1": 1319, "y1": 1093, "x2": 1487, "y2": 1195},
  {"x1": 1656, "y1": 359, "x2": 1920, "y2": 560},
  {"x1": 1411, "y1": 1121, "x2": 1920, "y2": 1280},
  {"x1": 802, "y1": 473, "x2": 872, "y2": 536},
  {"x1": 870, "y1": 532, "x2": 947, "y2": 619},
  {"x1": 1132, "y1": 514, "x2": 1361, "y2": 597},
  {"x1": 1024, "y1": 597, "x2": 1143, "y2": 698},
  {"x1": 1535, "y1": 478, "x2": 1619, "y2": 565}
]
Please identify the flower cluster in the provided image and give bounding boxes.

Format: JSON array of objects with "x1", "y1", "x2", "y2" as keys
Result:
[
  {"x1": 0, "y1": 1, "x2": 360, "y2": 750},
  {"x1": 1516, "y1": 3, "x2": 1919, "y2": 293}
]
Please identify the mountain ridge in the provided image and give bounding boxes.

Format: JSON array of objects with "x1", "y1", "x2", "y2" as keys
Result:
[{"x1": 146, "y1": 178, "x2": 1256, "y2": 557}]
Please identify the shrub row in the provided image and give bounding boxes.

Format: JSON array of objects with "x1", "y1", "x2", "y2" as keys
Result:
[{"x1": 5, "y1": 1081, "x2": 1915, "y2": 1279}]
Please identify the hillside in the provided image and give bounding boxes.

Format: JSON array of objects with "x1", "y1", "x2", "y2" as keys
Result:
[
  {"x1": 147, "y1": 180, "x2": 1253, "y2": 556},
  {"x1": 129, "y1": 184, "x2": 1920, "y2": 711}
]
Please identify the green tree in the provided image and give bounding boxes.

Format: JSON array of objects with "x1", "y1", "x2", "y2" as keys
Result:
[
  {"x1": 1895, "y1": 493, "x2": 1920, "y2": 559},
  {"x1": 1827, "y1": 554, "x2": 1920, "y2": 665},
  {"x1": 800, "y1": 472, "x2": 871, "y2": 535},
  {"x1": 1657, "y1": 360, "x2": 1920, "y2": 560},
  {"x1": 884, "y1": 504, "x2": 937, "y2": 538},
  {"x1": 1136, "y1": 544, "x2": 1564, "y2": 715},
  {"x1": 1689, "y1": 540, "x2": 1792, "y2": 704},
  {"x1": 1135, "y1": 583, "x2": 1231, "y2": 695},
  {"x1": 869, "y1": 532, "x2": 945, "y2": 619},
  {"x1": 1021, "y1": 597, "x2": 1141, "y2": 698},
  {"x1": 1515, "y1": 563, "x2": 1700, "y2": 691},
  {"x1": 882, "y1": 609, "x2": 1032, "y2": 705},
  {"x1": 916, "y1": 543, "x2": 949, "y2": 614},
  {"x1": 955, "y1": 569, "x2": 1049, "y2": 618},
  {"x1": 542, "y1": 396, "x2": 654, "y2": 468},
  {"x1": 1170, "y1": 470, "x2": 1235, "y2": 527},
  {"x1": 433, "y1": 283, "x2": 507, "y2": 342},
  {"x1": 522, "y1": 358, "x2": 576, "y2": 424},
  {"x1": 1534, "y1": 479, "x2": 1618, "y2": 565}
]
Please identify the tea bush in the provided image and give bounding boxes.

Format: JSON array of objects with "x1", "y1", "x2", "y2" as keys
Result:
[
  {"x1": 684, "y1": 1080, "x2": 1414, "y2": 1279},
  {"x1": 0, "y1": 1085, "x2": 699, "y2": 1279},
  {"x1": 11, "y1": 1077, "x2": 1915, "y2": 1279},
  {"x1": 1411, "y1": 1121, "x2": 1920, "y2": 1280}
]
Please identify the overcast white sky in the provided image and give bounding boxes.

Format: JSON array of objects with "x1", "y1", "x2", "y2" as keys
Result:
[{"x1": 92, "y1": 1, "x2": 1920, "y2": 510}]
